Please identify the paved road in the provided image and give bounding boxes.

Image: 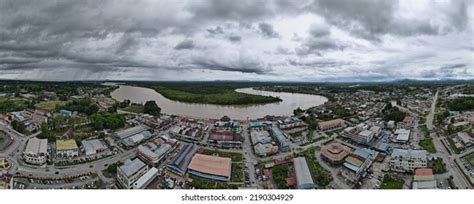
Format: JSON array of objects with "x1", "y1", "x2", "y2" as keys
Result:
[
  {"x1": 426, "y1": 90, "x2": 438, "y2": 130},
  {"x1": 424, "y1": 90, "x2": 471, "y2": 189}
]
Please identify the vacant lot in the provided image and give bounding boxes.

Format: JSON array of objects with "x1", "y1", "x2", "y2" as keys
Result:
[
  {"x1": 381, "y1": 175, "x2": 404, "y2": 189},
  {"x1": 35, "y1": 100, "x2": 66, "y2": 110},
  {"x1": 419, "y1": 138, "x2": 437, "y2": 153}
]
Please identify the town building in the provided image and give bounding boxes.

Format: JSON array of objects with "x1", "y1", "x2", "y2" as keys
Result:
[
  {"x1": 138, "y1": 142, "x2": 173, "y2": 165},
  {"x1": 341, "y1": 148, "x2": 378, "y2": 183},
  {"x1": 293, "y1": 157, "x2": 316, "y2": 189},
  {"x1": 81, "y1": 139, "x2": 107, "y2": 156},
  {"x1": 456, "y1": 132, "x2": 473, "y2": 147},
  {"x1": 389, "y1": 149, "x2": 428, "y2": 173},
  {"x1": 132, "y1": 167, "x2": 159, "y2": 189},
  {"x1": 188, "y1": 153, "x2": 232, "y2": 182},
  {"x1": 114, "y1": 126, "x2": 146, "y2": 140},
  {"x1": 412, "y1": 168, "x2": 437, "y2": 189},
  {"x1": 117, "y1": 158, "x2": 149, "y2": 189},
  {"x1": 167, "y1": 143, "x2": 197, "y2": 176},
  {"x1": 352, "y1": 130, "x2": 375, "y2": 145},
  {"x1": 23, "y1": 137, "x2": 48, "y2": 165},
  {"x1": 56, "y1": 139, "x2": 79, "y2": 158},
  {"x1": 394, "y1": 129, "x2": 411, "y2": 143},
  {"x1": 318, "y1": 119, "x2": 344, "y2": 131},
  {"x1": 270, "y1": 126, "x2": 290, "y2": 152},
  {"x1": 254, "y1": 143, "x2": 279, "y2": 157},
  {"x1": 320, "y1": 143, "x2": 351, "y2": 165}
]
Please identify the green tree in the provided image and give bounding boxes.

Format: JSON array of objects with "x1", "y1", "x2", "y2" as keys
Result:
[
  {"x1": 11, "y1": 120, "x2": 26, "y2": 133},
  {"x1": 144, "y1": 100, "x2": 161, "y2": 116}
]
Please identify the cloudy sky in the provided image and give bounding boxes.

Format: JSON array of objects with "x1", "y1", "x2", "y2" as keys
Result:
[{"x1": 0, "y1": 0, "x2": 472, "y2": 81}]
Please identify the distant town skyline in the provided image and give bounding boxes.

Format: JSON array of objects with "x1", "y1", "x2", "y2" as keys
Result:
[{"x1": 0, "y1": 0, "x2": 472, "y2": 81}]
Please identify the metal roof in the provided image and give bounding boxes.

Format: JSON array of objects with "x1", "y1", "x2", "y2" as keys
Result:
[
  {"x1": 293, "y1": 157, "x2": 315, "y2": 189},
  {"x1": 391, "y1": 148, "x2": 427, "y2": 160},
  {"x1": 120, "y1": 158, "x2": 146, "y2": 177}
]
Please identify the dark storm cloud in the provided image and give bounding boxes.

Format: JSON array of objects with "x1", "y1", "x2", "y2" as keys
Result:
[
  {"x1": 207, "y1": 26, "x2": 224, "y2": 35},
  {"x1": 191, "y1": 55, "x2": 269, "y2": 74},
  {"x1": 174, "y1": 39, "x2": 195, "y2": 50},
  {"x1": 309, "y1": 0, "x2": 471, "y2": 41},
  {"x1": 0, "y1": 0, "x2": 472, "y2": 81},
  {"x1": 440, "y1": 63, "x2": 467, "y2": 70},
  {"x1": 258, "y1": 22, "x2": 279, "y2": 38},
  {"x1": 228, "y1": 36, "x2": 242, "y2": 43}
]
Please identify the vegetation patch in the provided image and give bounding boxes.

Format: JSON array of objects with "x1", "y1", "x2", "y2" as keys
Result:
[
  {"x1": 121, "y1": 105, "x2": 144, "y2": 113},
  {"x1": 153, "y1": 84, "x2": 281, "y2": 105},
  {"x1": 35, "y1": 101, "x2": 66, "y2": 110},
  {"x1": 463, "y1": 152, "x2": 474, "y2": 167},
  {"x1": 419, "y1": 138, "x2": 436, "y2": 153},
  {"x1": 381, "y1": 175, "x2": 404, "y2": 189},
  {"x1": 201, "y1": 149, "x2": 243, "y2": 162},
  {"x1": 271, "y1": 164, "x2": 292, "y2": 189},
  {"x1": 190, "y1": 176, "x2": 240, "y2": 189},
  {"x1": 429, "y1": 158, "x2": 446, "y2": 174}
]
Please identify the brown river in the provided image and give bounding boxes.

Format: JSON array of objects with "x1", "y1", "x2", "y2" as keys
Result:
[{"x1": 110, "y1": 85, "x2": 327, "y2": 120}]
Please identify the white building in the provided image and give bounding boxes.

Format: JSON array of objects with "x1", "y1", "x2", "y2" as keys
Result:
[
  {"x1": 389, "y1": 149, "x2": 428, "y2": 173},
  {"x1": 132, "y1": 167, "x2": 159, "y2": 189},
  {"x1": 394, "y1": 129, "x2": 411, "y2": 143},
  {"x1": 23, "y1": 137, "x2": 48, "y2": 165},
  {"x1": 117, "y1": 158, "x2": 149, "y2": 189},
  {"x1": 352, "y1": 130, "x2": 374, "y2": 145},
  {"x1": 81, "y1": 139, "x2": 107, "y2": 156},
  {"x1": 457, "y1": 132, "x2": 473, "y2": 146}
]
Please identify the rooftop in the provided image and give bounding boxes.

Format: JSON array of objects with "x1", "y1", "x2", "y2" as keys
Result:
[
  {"x1": 119, "y1": 158, "x2": 146, "y2": 177},
  {"x1": 391, "y1": 148, "x2": 428, "y2": 160},
  {"x1": 56, "y1": 139, "x2": 78, "y2": 151},
  {"x1": 188, "y1": 153, "x2": 231, "y2": 177},
  {"x1": 24, "y1": 137, "x2": 48, "y2": 155},
  {"x1": 293, "y1": 157, "x2": 315, "y2": 189}
]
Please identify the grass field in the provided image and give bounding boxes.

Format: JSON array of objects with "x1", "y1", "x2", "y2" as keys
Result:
[
  {"x1": 121, "y1": 105, "x2": 144, "y2": 113},
  {"x1": 35, "y1": 100, "x2": 66, "y2": 110},
  {"x1": 0, "y1": 131, "x2": 5, "y2": 143},
  {"x1": 419, "y1": 138, "x2": 437, "y2": 153},
  {"x1": 381, "y1": 175, "x2": 404, "y2": 189},
  {"x1": 463, "y1": 152, "x2": 474, "y2": 167},
  {"x1": 430, "y1": 158, "x2": 447, "y2": 174}
]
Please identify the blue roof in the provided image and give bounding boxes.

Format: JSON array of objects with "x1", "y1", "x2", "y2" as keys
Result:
[
  {"x1": 353, "y1": 148, "x2": 377, "y2": 160},
  {"x1": 376, "y1": 142, "x2": 390, "y2": 151},
  {"x1": 250, "y1": 121, "x2": 264, "y2": 127},
  {"x1": 343, "y1": 162, "x2": 360, "y2": 172},
  {"x1": 143, "y1": 131, "x2": 152, "y2": 137}
]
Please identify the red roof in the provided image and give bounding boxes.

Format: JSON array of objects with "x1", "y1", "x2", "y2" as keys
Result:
[
  {"x1": 286, "y1": 177, "x2": 297, "y2": 187},
  {"x1": 415, "y1": 168, "x2": 433, "y2": 176},
  {"x1": 403, "y1": 116, "x2": 413, "y2": 122}
]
